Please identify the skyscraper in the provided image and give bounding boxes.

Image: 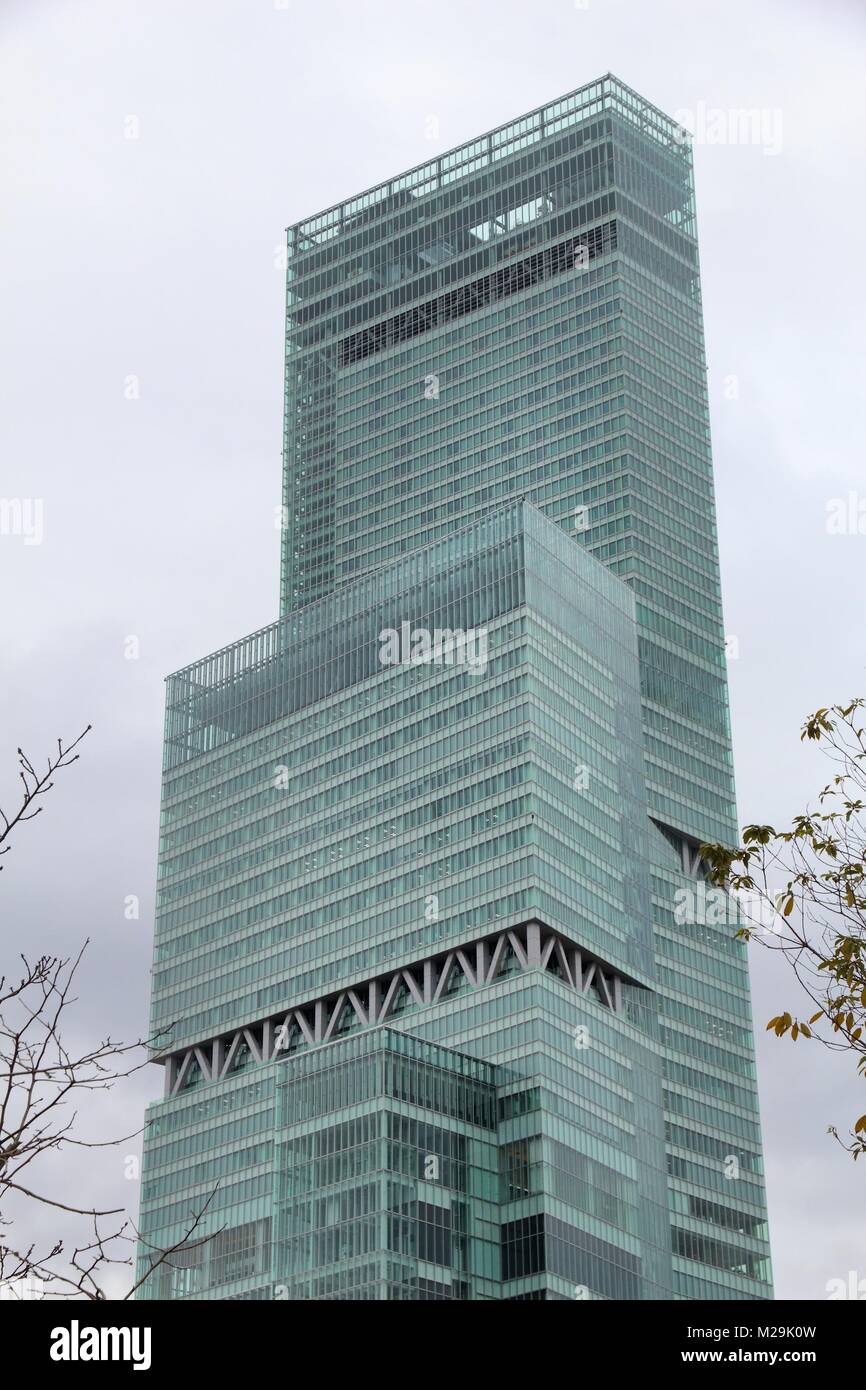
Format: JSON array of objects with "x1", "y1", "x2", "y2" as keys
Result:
[{"x1": 138, "y1": 74, "x2": 772, "y2": 1301}]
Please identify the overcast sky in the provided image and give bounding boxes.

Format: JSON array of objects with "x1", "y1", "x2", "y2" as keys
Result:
[{"x1": 2, "y1": 0, "x2": 865, "y2": 1301}]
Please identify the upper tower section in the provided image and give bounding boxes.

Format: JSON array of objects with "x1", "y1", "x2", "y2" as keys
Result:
[{"x1": 280, "y1": 73, "x2": 696, "y2": 614}]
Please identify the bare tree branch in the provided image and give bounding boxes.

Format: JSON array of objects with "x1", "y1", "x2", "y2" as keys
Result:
[
  {"x1": 0, "y1": 726, "x2": 91, "y2": 869},
  {"x1": 0, "y1": 944, "x2": 219, "y2": 1300},
  {"x1": 0, "y1": 730, "x2": 218, "y2": 1298}
]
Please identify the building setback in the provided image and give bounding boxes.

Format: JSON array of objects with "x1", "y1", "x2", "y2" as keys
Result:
[{"x1": 138, "y1": 74, "x2": 772, "y2": 1300}]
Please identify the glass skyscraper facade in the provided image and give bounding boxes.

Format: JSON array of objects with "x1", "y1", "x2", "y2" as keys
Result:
[{"x1": 138, "y1": 75, "x2": 772, "y2": 1301}]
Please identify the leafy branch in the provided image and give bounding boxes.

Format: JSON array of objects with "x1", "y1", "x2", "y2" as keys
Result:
[{"x1": 702, "y1": 699, "x2": 866, "y2": 1158}]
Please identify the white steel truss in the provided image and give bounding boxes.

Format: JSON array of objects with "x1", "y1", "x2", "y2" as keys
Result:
[{"x1": 161, "y1": 920, "x2": 629, "y2": 1097}]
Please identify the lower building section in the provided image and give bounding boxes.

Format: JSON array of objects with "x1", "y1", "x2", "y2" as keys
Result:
[
  {"x1": 137, "y1": 967, "x2": 769, "y2": 1300},
  {"x1": 138, "y1": 502, "x2": 772, "y2": 1299}
]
